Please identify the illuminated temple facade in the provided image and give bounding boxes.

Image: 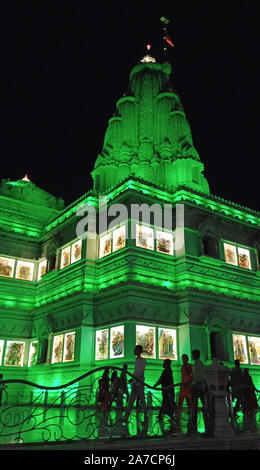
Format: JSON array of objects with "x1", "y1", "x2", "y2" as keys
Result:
[{"x1": 0, "y1": 56, "x2": 260, "y2": 394}]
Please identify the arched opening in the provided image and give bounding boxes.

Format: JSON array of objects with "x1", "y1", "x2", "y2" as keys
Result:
[
  {"x1": 202, "y1": 235, "x2": 219, "y2": 258},
  {"x1": 210, "y1": 331, "x2": 229, "y2": 361},
  {"x1": 37, "y1": 338, "x2": 48, "y2": 364}
]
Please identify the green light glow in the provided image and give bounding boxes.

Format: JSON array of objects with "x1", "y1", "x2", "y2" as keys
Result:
[
  {"x1": 44, "y1": 195, "x2": 99, "y2": 233},
  {"x1": 1, "y1": 54, "x2": 260, "y2": 451},
  {"x1": 102, "y1": 178, "x2": 260, "y2": 228},
  {"x1": 0, "y1": 220, "x2": 40, "y2": 238},
  {"x1": 90, "y1": 60, "x2": 209, "y2": 194},
  {"x1": 40, "y1": 173, "x2": 260, "y2": 242}
]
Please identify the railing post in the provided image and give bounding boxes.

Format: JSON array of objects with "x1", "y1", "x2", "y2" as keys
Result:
[
  {"x1": 43, "y1": 390, "x2": 48, "y2": 421},
  {"x1": 147, "y1": 391, "x2": 153, "y2": 409},
  {"x1": 59, "y1": 390, "x2": 66, "y2": 426},
  {"x1": 76, "y1": 389, "x2": 82, "y2": 426},
  {"x1": 95, "y1": 388, "x2": 99, "y2": 408}
]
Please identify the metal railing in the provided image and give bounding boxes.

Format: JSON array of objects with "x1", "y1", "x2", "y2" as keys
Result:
[{"x1": 0, "y1": 366, "x2": 259, "y2": 445}]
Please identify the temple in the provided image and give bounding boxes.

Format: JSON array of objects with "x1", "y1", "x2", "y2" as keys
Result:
[{"x1": 0, "y1": 52, "x2": 260, "y2": 401}]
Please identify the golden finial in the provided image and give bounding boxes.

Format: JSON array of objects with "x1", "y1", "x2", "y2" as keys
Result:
[{"x1": 22, "y1": 174, "x2": 30, "y2": 182}]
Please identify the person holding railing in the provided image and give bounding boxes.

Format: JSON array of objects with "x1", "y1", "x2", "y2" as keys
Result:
[
  {"x1": 190, "y1": 349, "x2": 208, "y2": 434},
  {"x1": 123, "y1": 345, "x2": 148, "y2": 423},
  {"x1": 120, "y1": 364, "x2": 129, "y2": 403},
  {"x1": 154, "y1": 359, "x2": 176, "y2": 421},
  {"x1": 241, "y1": 368, "x2": 258, "y2": 433},
  {"x1": 176, "y1": 354, "x2": 193, "y2": 431},
  {"x1": 98, "y1": 368, "x2": 111, "y2": 413},
  {"x1": 242, "y1": 369, "x2": 258, "y2": 415},
  {"x1": 110, "y1": 370, "x2": 123, "y2": 410},
  {"x1": 229, "y1": 359, "x2": 243, "y2": 417}
]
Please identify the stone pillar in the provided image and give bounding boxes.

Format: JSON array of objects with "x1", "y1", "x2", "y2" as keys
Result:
[
  {"x1": 175, "y1": 204, "x2": 185, "y2": 257},
  {"x1": 204, "y1": 359, "x2": 235, "y2": 438},
  {"x1": 178, "y1": 323, "x2": 192, "y2": 360}
]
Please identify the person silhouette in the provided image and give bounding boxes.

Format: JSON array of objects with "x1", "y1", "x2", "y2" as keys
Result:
[
  {"x1": 176, "y1": 354, "x2": 193, "y2": 429},
  {"x1": 98, "y1": 368, "x2": 110, "y2": 413},
  {"x1": 120, "y1": 364, "x2": 129, "y2": 402},
  {"x1": 242, "y1": 368, "x2": 258, "y2": 414},
  {"x1": 110, "y1": 370, "x2": 123, "y2": 411},
  {"x1": 124, "y1": 345, "x2": 148, "y2": 422},
  {"x1": 154, "y1": 359, "x2": 175, "y2": 420},
  {"x1": 229, "y1": 359, "x2": 243, "y2": 416},
  {"x1": 190, "y1": 349, "x2": 208, "y2": 434}
]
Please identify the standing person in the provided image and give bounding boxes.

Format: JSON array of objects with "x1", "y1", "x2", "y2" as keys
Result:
[
  {"x1": 110, "y1": 371, "x2": 120, "y2": 401},
  {"x1": 190, "y1": 349, "x2": 207, "y2": 434},
  {"x1": 229, "y1": 359, "x2": 243, "y2": 416},
  {"x1": 154, "y1": 359, "x2": 175, "y2": 419},
  {"x1": 176, "y1": 354, "x2": 193, "y2": 429},
  {"x1": 124, "y1": 345, "x2": 148, "y2": 423},
  {"x1": 98, "y1": 368, "x2": 111, "y2": 413},
  {"x1": 120, "y1": 364, "x2": 129, "y2": 402},
  {"x1": 242, "y1": 369, "x2": 258, "y2": 414},
  {"x1": 110, "y1": 371, "x2": 123, "y2": 411}
]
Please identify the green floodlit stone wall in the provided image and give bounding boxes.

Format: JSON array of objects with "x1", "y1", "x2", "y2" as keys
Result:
[
  {"x1": 43, "y1": 177, "x2": 260, "y2": 236},
  {"x1": 0, "y1": 55, "x2": 260, "y2": 427},
  {"x1": 0, "y1": 178, "x2": 64, "y2": 240},
  {"x1": 1, "y1": 192, "x2": 260, "y2": 310}
]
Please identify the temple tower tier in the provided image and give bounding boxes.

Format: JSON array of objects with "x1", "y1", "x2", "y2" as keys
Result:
[{"x1": 92, "y1": 58, "x2": 210, "y2": 195}]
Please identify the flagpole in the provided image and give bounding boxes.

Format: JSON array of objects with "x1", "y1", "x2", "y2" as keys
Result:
[
  {"x1": 160, "y1": 16, "x2": 174, "y2": 60},
  {"x1": 163, "y1": 24, "x2": 168, "y2": 60}
]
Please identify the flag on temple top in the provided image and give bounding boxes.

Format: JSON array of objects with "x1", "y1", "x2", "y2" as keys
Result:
[
  {"x1": 165, "y1": 35, "x2": 174, "y2": 47},
  {"x1": 160, "y1": 16, "x2": 170, "y2": 25}
]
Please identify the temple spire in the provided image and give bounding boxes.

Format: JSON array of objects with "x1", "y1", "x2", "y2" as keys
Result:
[{"x1": 92, "y1": 56, "x2": 209, "y2": 195}]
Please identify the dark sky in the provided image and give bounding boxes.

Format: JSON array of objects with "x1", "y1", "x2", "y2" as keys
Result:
[{"x1": 2, "y1": 2, "x2": 260, "y2": 210}]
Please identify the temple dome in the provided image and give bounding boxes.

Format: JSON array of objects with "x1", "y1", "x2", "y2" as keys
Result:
[
  {"x1": 92, "y1": 60, "x2": 209, "y2": 195},
  {"x1": 0, "y1": 177, "x2": 64, "y2": 210}
]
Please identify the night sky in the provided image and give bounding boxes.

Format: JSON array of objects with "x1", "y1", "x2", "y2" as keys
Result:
[{"x1": 2, "y1": 2, "x2": 260, "y2": 211}]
